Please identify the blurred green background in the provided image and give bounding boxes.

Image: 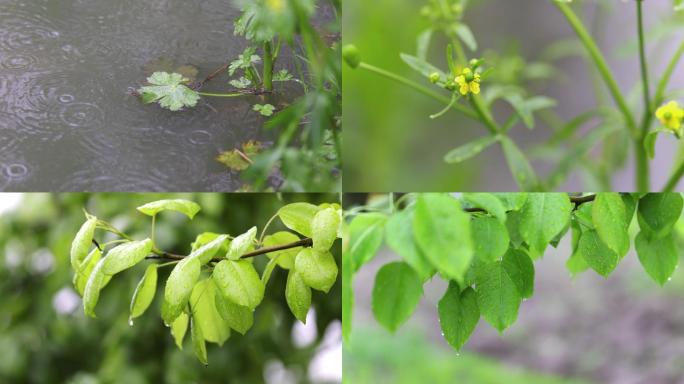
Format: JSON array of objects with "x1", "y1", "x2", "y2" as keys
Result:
[
  {"x1": 343, "y1": 0, "x2": 684, "y2": 191},
  {"x1": 0, "y1": 193, "x2": 340, "y2": 384},
  {"x1": 343, "y1": 194, "x2": 684, "y2": 384}
]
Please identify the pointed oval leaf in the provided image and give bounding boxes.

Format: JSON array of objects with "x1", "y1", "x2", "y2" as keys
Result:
[
  {"x1": 190, "y1": 279, "x2": 231, "y2": 346},
  {"x1": 286, "y1": 270, "x2": 312, "y2": 323},
  {"x1": 190, "y1": 317, "x2": 208, "y2": 365},
  {"x1": 101, "y1": 239, "x2": 154, "y2": 275},
  {"x1": 637, "y1": 193, "x2": 683, "y2": 237},
  {"x1": 578, "y1": 229, "x2": 619, "y2": 277},
  {"x1": 635, "y1": 230, "x2": 679, "y2": 285},
  {"x1": 471, "y1": 216, "x2": 510, "y2": 263},
  {"x1": 371, "y1": 262, "x2": 423, "y2": 332},
  {"x1": 190, "y1": 234, "x2": 229, "y2": 265},
  {"x1": 463, "y1": 193, "x2": 507, "y2": 223},
  {"x1": 130, "y1": 264, "x2": 158, "y2": 320},
  {"x1": 278, "y1": 203, "x2": 320, "y2": 237},
  {"x1": 592, "y1": 193, "x2": 629, "y2": 257},
  {"x1": 519, "y1": 193, "x2": 572, "y2": 253},
  {"x1": 385, "y1": 207, "x2": 434, "y2": 281},
  {"x1": 71, "y1": 217, "x2": 97, "y2": 270},
  {"x1": 213, "y1": 260, "x2": 265, "y2": 309},
  {"x1": 227, "y1": 227, "x2": 256, "y2": 260},
  {"x1": 438, "y1": 283, "x2": 480, "y2": 351},
  {"x1": 500, "y1": 136, "x2": 539, "y2": 192},
  {"x1": 83, "y1": 259, "x2": 108, "y2": 318},
  {"x1": 73, "y1": 248, "x2": 102, "y2": 296},
  {"x1": 348, "y1": 212, "x2": 387, "y2": 271},
  {"x1": 137, "y1": 199, "x2": 201, "y2": 219},
  {"x1": 475, "y1": 260, "x2": 521, "y2": 332},
  {"x1": 171, "y1": 312, "x2": 189, "y2": 350},
  {"x1": 263, "y1": 231, "x2": 300, "y2": 269},
  {"x1": 502, "y1": 249, "x2": 535, "y2": 299},
  {"x1": 414, "y1": 193, "x2": 473, "y2": 283},
  {"x1": 163, "y1": 257, "x2": 201, "y2": 324},
  {"x1": 294, "y1": 248, "x2": 338, "y2": 293},
  {"x1": 215, "y1": 294, "x2": 253, "y2": 335},
  {"x1": 312, "y1": 207, "x2": 340, "y2": 252},
  {"x1": 444, "y1": 135, "x2": 499, "y2": 164}
]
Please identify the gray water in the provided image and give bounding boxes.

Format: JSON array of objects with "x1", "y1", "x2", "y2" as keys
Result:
[{"x1": 0, "y1": 0, "x2": 298, "y2": 191}]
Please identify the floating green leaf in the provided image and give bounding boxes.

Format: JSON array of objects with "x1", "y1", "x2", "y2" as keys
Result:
[
  {"x1": 414, "y1": 194, "x2": 473, "y2": 283},
  {"x1": 294, "y1": 248, "x2": 338, "y2": 293},
  {"x1": 285, "y1": 270, "x2": 312, "y2": 323},
  {"x1": 213, "y1": 260, "x2": 265, "y2": 309},
  {"x1": 138, "y1": 72, "x2": 200, "y2": 111},
  {"x1": 372, "y1": 262, "x2": 423, "y2": 332},
  {"x1": 136, "y1": 199, "x2": 201, "y2": 219},
  {"x1": 438, "y1": 283, "x2": 479, "y2": 351},
  {"x1": 130, "y1": 264, "x2": 158, "y2": 320}
]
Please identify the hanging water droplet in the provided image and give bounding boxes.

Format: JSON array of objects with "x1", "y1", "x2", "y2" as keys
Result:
[
  {"x1": 128, "y1": 318, "x2": 134, "y2": 326},
  {"x1": 667, "y1": 277, "x2": 672, "y2": 281},
  {"x1": 455, "y1": 352, "x2": 460, "y2": 357}
]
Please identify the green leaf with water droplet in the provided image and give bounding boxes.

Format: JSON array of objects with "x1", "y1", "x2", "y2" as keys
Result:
[
  {"x1": 130, "y1": 264, "x2": 158, "y2": 320},
  {"x1": 519, "y1": 193, "x2": 572, "y2": 254},
  {"x1": 138, "y1": 71, "x2": 200, "y2": 111},
  {"x1": 475, "y1": 260, "x2": 521, "y2": 332},
  {"x1": 635, "y1": 230, "x2": 678, "y2": 285},
  {"x1": 163, "y1": 257, "x2": 201, "y2": 324},
  {"x1": 372, "y1": 262, "x2": 423, "y2": 333},
  {"x1": 438, "y1": 283, "x2": 479, "y2": 351},
  {"x1": 637, "y1": 193, "x2": 683, "y2": 238},
  {"x1": 578, "y1": 229, "x2": 618, "y2": 277},
  {"x1": 190, "y1": 279, "x2": 231, "y2": 346},
  {"x1": 463, "y1": 193, "x2": 507, "y2": 223},
  {"x1": 471, "y1": 216, "x2": 509, "y2": 263},
  {"x1": 83, "y1": 259, "x2": 108, "y2": 318},
  {"x1": 213, "y1": 260, "x2": 264, "y2": 309},
  {"x1": 278, "y1": 203, "x2": 321, "y2": 237},
  {"x1": 294, "y1": 248, "x2": 338, "y2": 293},
  {"x1": 189, "y1": 234, "x2": 229, "y2": 265},
  {"x1": 171, "y1": 312, "x2": 189, "y2": 350},
  {"x1": 312, "y1": 207, "x2": 340, "y2": 252},
  {"x1": 285, "y1": 270, "x2": 311, "y2": 323},
  {"x1": 101, "y1": 239, "x2": 154, "y2": 275},
  {"x1": 136, "y1": 199, "x2": 201, "y2": 219},
  {"x1": 215, "y1": 294, "x2": 253, "y2": 335},
  {"x1": 227, "y1": 227, "x2": 256, "y2": 260},
  {"x1": 592, "y1": 193, "x2": 629, "y2": 257},
  {"x1": 73, "y1": 248, "x2": 102, "y2": 296},
  {"x1": 71, "y1": 217, "x2": 97, "y2": 270},
  {"x1": 263, "y1": 231, "x2": 300, "y2": 269}
]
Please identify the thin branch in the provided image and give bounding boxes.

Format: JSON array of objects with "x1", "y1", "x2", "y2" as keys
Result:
[{"x1": 144, "y1": 237, "x2": 313, "y2": 263}]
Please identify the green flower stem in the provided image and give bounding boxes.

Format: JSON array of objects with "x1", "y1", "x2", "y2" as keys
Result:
[
  {"x1": 655, "y1": 40, "x2": 684, "y2": 107},
  {"x1": 197, "y1": 92, "x2": 244, "y2": 97},
  {"x1": 263, "y1": 41, "x2": 274, "y2": 92},
  {"x1": 469, "y1": 95, "x2": 499, "y2": 134},
  {"x1": 663, "y1": 159, "x2": 684, "y2": 192},
  {"x1": 554, "y1": 2, "x2": 638, "y2": 135},
  {"x1": 357, "y1": 62, "x2": 478, "y2": 119},
  {"x1": 636, "y1": 0, "x2": 652, "y2": 128}
]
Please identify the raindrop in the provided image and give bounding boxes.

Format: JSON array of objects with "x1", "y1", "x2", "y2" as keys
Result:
[{"x1": 129, "y1": 318, "x2": 134, "y2": 326}]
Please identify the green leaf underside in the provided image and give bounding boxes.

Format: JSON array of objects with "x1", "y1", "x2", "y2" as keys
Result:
[
  {"x1": 372, "y1": 262, "x2": 424, "y2": 332},
  {"x1": 191, "y1": 317, "x2": 208, "y2": 365},
  {"x1": 286, "y1": 270, "x2": 312, "y2": 323},
  {"x1": 312, "y1": 207, "x2": 340, "y2": 252},
  {"x1": 385, "y1": 208, "x2": 435, "y2": 281},
  {"x1": 74, "y1": 248, "x2": 102, "y2": 296},
  {"x1": 635, "y1": 231, "x2": 679, "y2": 285},
  {"x1": 215, "y1": 293, "x2": 254, "y2": 335},
  {"x1": 101, "y1": 239, "x2": 154, "y2": 275},
  {"x1": 278, "y1": 202, "x2": 321, "y2": 237},
  {"x1": 136, "y1": 199, "x2": 201, "y2": 219},
  {"x1": 471, "y1": 216, "x2": 509, "y2": 263},
  {"x1": 637, "y1": 193, "x2": 683, "y2": 238},
  {"x1": 171, "y1": 313, "x2": 189, "y2": 349},
  {"x1": 414, "y1": 194, "x2": 473, "y2": 283},
  {"x1": 475, "y1": 260, "x2": 521, "y2": 332},
  {"x1": 190, "y1": 279, "x2": 231, "y2": 346},
  {"x1": 71, "y1": 217, "x2": 97, "y2": 271},
  {"x1": 227, "y1": 227, "x2": 257, "y2": 260},
  {"x1": 130, "y1": 264, "x2": 158, "y2": 319},
  {"x1": 463, "y1": 193, "x2": 507, "y2": 223},
  {"x1": 438, "y1": 283, "x2": 479, "y2": 351},
  {"x1": 578, "y1": 229, "x2": 619, "y2": 277}
]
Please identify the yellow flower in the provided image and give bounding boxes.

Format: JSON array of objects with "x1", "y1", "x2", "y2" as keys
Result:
[
  {"x1": 656, "y1": 101, "x2": 684, "y2": 134},
  {"x1": 266, "y1": 0, "x2": 285, "y2": 13},
  {"x1": 454, "y1": 67, "x2": 481, "y2": 96}
]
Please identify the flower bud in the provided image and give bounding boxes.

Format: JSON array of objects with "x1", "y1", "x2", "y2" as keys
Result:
[
  {"x1": 428, "y1": 72, "x2": 440, "y2": 84},
  {"x1": 342, "y1": 45, "x2": 361, "y2": 69}
]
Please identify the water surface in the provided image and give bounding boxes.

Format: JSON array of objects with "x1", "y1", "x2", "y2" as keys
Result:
[{"x1": 0, "y1": 0, "x2": 298, "y2": 191}]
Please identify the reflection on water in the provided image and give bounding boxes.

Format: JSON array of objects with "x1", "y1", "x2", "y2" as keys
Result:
[{"x1": 0, "y1": 0, "x2": 296, "y2": 191}]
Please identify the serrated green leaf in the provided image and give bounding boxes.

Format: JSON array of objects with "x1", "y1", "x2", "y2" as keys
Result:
[
  {"x1": 214, "y1": 294, "x2": 253, "y2": 335},
  {"x1": 171, "y1": 312, "x2": 189, "y2": 350},
  {"x1": 136, "y1": 199, "x2": 201, "y2": 219},
  {"x1": 500, "y1": 136, "x2": 539, "y2": 191},
  {"x1": 463, "y1": 193, "x2": 507, "y2": 223},
  {"x1": 263, "y1": 231, "x2": 300, "y2": 269},
  {"x1": 73, "y1": 248, "x2": 102, "y2": 296},
  {"x1": 502, "y1": 249, "x2": 534, "y2": 299},
  {"x1": 471, "y1": 216, "x2": 510, "y2": 263},
  {"x1": 592, "y1": 193, "x2": 629, "y2": 257},
  {"x1": 285, "y1": 270, "x2": 312, "y2": 323},
  {"x1": 371, "y1": 262, "x2": 423, "y2": 332},
  {"x1": 384, "y1": 208, "x2": 434, "y2": 281},
  {"x1": 578, "y1": 229, "x2": 619, "y2": 277},
  {"x1": 519, "y1": 193, "x2": 572, "y2": 254},
  {"x1": 312, "y1": 207, "x2": 340, "y2": 252},
  {"x1": 190, "y1": 317, "x2": 208, "y2": 365},
  {"x1": 163, "y1": 257, "x2": 201, "y2": 324},
  {"x1": 213, "y1": 260, "x2": 264, "y2": 309},
  {"x1": 130, "y1": 264, "x2": 158, "y2": 320},
  {"x1": 414, "y1": 194, "x2": 473, "y2": 283},
  {"x1": 190, "y1": 279, "x2": 231, "y2": 346},
  {"x1": 227, "y1": 227, "x2": 256, "y2": 260},
  {"x1": 278, "y1": 203, "x2": 320, "y2": 237},
  {"x1": 71, "y1": 217, "x2": 97, "y2": 270},
  {"x1": 637, "y1": 193, "x2": 683, "y2": 237},
  {"x1": 444, "y1": 135, "x2": 499, "y2": 164},
  {"x1": 101, "y1": 239, "x2": 154, "y2": 276},
  {"x1": 138, "y1": 72, "x2": 200, "y2": 111},
  {"x1": 294, "y1": 248, "x2": 338, "y2": 293},
  {"x1": 348, "y1": 212, "x2": 387, "y2": 271},
  {"x1": 635, "y1": 230, "x2": 679, "y2": 285},
  {"x1": 438, "y1": 283, "x2": 479, "y2": 351},
  {"x1": 475, "y1": 260, "x2": 521, "y2": 332}
]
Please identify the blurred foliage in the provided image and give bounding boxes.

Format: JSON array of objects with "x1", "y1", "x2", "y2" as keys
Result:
[
  {"x1": 0, "y1": 193, "x2": 340, "y2": 383},
  {"x1": 343, "y1": 328, "x2": 591, "y2": 384}
]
